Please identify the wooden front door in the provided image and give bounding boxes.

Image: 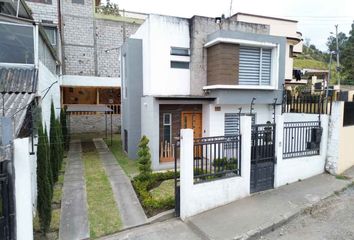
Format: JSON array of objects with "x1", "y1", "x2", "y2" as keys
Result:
[{"x1": 181, "y1": 112, "x2": 202, "y2": 139}]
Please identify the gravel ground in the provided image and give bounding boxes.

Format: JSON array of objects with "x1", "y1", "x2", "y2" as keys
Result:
[{"x1": 260, "y1": 184, "x2": 354, "y2": 240}]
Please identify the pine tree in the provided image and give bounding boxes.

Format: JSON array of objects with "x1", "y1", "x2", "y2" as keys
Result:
[
  {"x1": 60, "y1": 107, "x2": 69, "y2": 150},
  {"x1": 50, "y1": 101, "x2": 59, "y2": 183},
  {"x1": 36, "y1": 121, "x2": 52, "y2": 234},
  {"x1": 137, "y1": 136, "x2": 152, "y2": 179},
  {"x1": 44, "y1": 126, "x2": 53, "y2": 198},
  {"x1": 55, "y1": 118, "x2": 64, "y2": 169}
]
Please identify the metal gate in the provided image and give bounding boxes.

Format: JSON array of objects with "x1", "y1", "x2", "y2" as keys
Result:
[
  {"x1": 250, "y1": 123, "x2": 276, "y2": 193},
  {"x1": 0, "y1": 160, "x2": 15, "y2": 240}
]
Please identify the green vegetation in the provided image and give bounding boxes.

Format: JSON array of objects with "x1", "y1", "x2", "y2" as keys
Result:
[
  {"x1": 132, "y1": 172, "x2": 176, "y2": 217},
  {"x1": 105, "y1": 134, "x2": 138, "y2": 178},
  {"x1": 36, "y1": 121, "x2": 52, "y2": 234},
  {"x1": 137, "y1": 136, "x2": 152, "y2": 180},
  {"x1": 83, "y1": 149, "x2": 122, "y2": 238}
]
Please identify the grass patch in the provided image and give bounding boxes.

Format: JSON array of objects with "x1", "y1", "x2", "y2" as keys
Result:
[
  {"x1": 335, "y1": 174, "x2": 351, "y2": 180},
  {"x1": 132, "y1": 172, "x2": 177, "y2": 217},
  {"x1": 150, "y1": 179, "x2": 175, "y2": 201},
  {"x1": 104, "y1": 134, "x2": 138, "y2": 178},
  {"x1": 83, "y1": 149, "x2": 122, "y2": 238}
]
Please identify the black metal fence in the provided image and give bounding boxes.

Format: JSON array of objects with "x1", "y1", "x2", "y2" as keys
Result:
[
  {"x1": 282, "y1": 95, "x2": 333, "y2": 115},
  {"x1": 193, "y1": 135, "x2": 241, "y2": 183},
  {"x1": 283, "y1": 121, "x2": 322, "y2": 159},
  {"x1": 343, "y1": 102, "x2": 354, "y2": 127}
]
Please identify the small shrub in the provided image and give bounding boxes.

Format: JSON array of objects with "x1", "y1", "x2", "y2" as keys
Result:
[
  {"x1": 137, "y1": 136, "x2": 152, "y2": 180},
  {"x1": 213, "y1": 157, "x2": 238, "y2": 170}
]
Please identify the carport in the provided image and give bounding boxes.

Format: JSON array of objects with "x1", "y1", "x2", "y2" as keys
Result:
[{"x1": 65, "y1": 104, "x2": 113, "y2": 145}]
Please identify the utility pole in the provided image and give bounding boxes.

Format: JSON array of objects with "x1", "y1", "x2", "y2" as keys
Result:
[{"x1": 335, "y1": 24, "x2": 340, "y2": 89}]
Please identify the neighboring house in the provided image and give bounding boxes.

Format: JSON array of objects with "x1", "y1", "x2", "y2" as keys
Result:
[
  {"x1": 25, "y1": 0, "x2": 146, "y2": 133},
  {"x1": 0, "y1": 0, "x2": 61, "y2": 239},
  {"x1": 121, "y1": 13, "x2": 303, "y2": 170}
]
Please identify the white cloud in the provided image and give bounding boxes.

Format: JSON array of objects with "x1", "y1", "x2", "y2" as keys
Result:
[{"x1": 113, "y1": 0, "x2": 354, "y2": 51}]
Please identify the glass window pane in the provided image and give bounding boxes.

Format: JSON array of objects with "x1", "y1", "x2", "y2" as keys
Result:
[
  {"x1": 170, "y1": 47, "x2": 189, "y2": 56},
  {"x1": 163, "y1": 113, "x2": 171, "y2": 125},
  {"x1": 170, "y1": 61, "x2": 189, "y2": 69},
  {"x1": 44, "y1": 27, "x2": 56, "y2": 46},
  {"x1": 163, "y1": 126, "x2": 171, "y2": 143},
  {"x1": 0, "y1": 23, "x2": 34, "y2": 64}
]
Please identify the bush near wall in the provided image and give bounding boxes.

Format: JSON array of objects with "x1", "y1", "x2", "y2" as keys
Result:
[{"x1": 132, "y1": 172, "x2": 178, "y2": 217}]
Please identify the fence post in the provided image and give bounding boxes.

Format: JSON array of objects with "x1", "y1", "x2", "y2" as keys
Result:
[
  {"x1": 240, "y1": 116, "x2": 251, "y2": 193},
  {"x1": 274, "y1": 114, "x2": 284, "y2": 188},
  {"x1": 180, "y1": 129, "x2": 194, "y2": 221}
]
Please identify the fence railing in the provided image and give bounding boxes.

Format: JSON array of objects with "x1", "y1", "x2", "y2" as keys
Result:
[
  {"x1": 193, "y1": 135, "x2": 241, "y2": 183},
  {"x1": 343, "y1": 102, "x2": 354, "y2": 127},
  {"x1": 63, "y1": 104, "x2": 121, "y2": 115},
  {"x1": 283, "y1": 121, "x2": 322, "y2": 159},
  {"x1": 282, "y1": 95, "x2": 333, "y2": 115}
]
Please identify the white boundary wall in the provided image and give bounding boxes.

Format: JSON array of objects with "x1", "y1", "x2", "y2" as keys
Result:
[
  {"x1": 274, "y1": 113, "x2": 329, "y2": 187},
  {"x1": 180, "y1": 116, "x2": 252, "y2": 220},
  {"x1": 14, "y1": 138, "x2": 34, "y2": 240}
]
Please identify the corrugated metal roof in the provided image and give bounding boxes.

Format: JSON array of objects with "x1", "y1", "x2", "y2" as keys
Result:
[
  {"x1": 0, "y1": 66, "x2": 38, "y2": 93},
  {"x1": 0, "y1": 93, "x2": 35, "y2": 137}
]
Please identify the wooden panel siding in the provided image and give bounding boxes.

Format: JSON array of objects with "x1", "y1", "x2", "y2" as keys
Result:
[
  {"x1": 159, "y1": 104, "x2": 202, "y2": 143},
  {"x1": 207, "y1": 43, "x2": 239, "y2": 86}
]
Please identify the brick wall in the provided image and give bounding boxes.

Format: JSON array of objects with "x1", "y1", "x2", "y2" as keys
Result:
[
  {"x1": 69, "y1": 114, "x2": 121, "y2": 133},
  {"x1": 26, "y1": 1, "x2": 58, "y2": 23}
]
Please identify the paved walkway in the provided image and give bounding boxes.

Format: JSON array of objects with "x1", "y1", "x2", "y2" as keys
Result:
[
  {"x1": 101, "y1": 167, "x2": 354, "y2": 240},
  {"x1": 93, "y1": 138, "x2": 148, "y2": 228},
  {"x1": 59, "y1": 140, "x2": 89, "y2": 240}
]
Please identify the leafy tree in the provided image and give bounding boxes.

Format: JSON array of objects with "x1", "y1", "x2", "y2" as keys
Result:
[
  {"x1": 341, "y1": 22, "x2": 354, "y2": 82},
  {"x1": 137, "y1": 136, "x2": 152, "y2": 179},
  {"x1": 36, "y1": 121, "x2": 52, "y2": 234}
]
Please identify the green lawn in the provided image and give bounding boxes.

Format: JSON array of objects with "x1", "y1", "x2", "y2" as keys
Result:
[
  {"x1": 150, "y1": 179, "x2": 175, "y2": 201},
  {"x1": 83, "y1": 150, "x2": 122, "y2": 239},
  {"x1": 104, "y1": 134, "x2": 139, "y2": 178}
]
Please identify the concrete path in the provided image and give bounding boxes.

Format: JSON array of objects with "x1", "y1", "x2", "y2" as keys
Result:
[
  {"x1": 100, "y1": 167, "x2": 354, "y2": 240},
  {"x1": 99, "y1": 219, "x2": 203, "y2": 240},
  {"x1": 93, "y1": 138, "x2": 148, "y2": 229},
  {"x1": 59, "y1": 140, "x2": 90, "y2": 240}
]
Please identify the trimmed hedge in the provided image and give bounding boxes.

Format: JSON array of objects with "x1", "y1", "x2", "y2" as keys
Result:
[{"x1": 132, "y1": 171, "x2": 178, "y2": 216}]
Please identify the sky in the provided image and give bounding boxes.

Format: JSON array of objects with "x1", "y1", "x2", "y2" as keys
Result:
[{"x1": 113, "y1": 0, "x2": 354, "y2": 51}]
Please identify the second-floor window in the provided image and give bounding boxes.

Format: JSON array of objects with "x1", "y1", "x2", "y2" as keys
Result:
[
  {"x1": 44, "y1": 26, "x2": 57, "y2": 47},
  {"x1": 239, "y1": 46, "x2": 272, "y2": 86}
]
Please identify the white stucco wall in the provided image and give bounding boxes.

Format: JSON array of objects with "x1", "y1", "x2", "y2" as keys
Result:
[
  {"x1": 14, "y1": 138, "x2": 34, "y2": 240},
  {"x1": 61, "y1": 75, "x2": 121, "y2": 87},
  {"x1": 180, "y1": 117, "x2": 252, "y2": 219},
  {"x1": 274, "y1": 113, "x2": 329, "y2": 187},
  {"x1": 38, "y1": 61, "x2": 61, "y2": 132},
  {"x1": 326, "y1": 101, "x2": 354, "y2": 174},
  {"x1": 203, "y1": 104, "x2": 274, "y2": 137},
  {"x1": 132, "y1": 14, "x2": 190, "y2": 96}
]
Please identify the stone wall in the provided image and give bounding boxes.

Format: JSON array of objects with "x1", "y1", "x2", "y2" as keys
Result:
[
  {"x1": 189, "y1": 16, "x2": 270, "y2": 95},
  {"x1": 68, "y1": 114, "x2": 121, "y2": 133}
]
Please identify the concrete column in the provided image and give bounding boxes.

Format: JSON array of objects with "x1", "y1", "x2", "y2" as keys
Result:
[
  {"x1": 14, "y1": 138, "x2": 34, "y2": 240},
  {"x1": 274, "y1": 114, "x2": 284, "y2": 188},
  {"x1": 240, "y1": 116, "x2": 251, "y2": 190},
  {"x1": 180, "y1": 129, "x2": 194, "y2": 221}
]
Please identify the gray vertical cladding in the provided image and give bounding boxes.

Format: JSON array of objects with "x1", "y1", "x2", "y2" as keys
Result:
[
  {"x1": 189, "y1": 16, "x2": 270, "y2": 96},
  {"x1": 121, "y1": 38, "x2": 143, "y2": 159}
]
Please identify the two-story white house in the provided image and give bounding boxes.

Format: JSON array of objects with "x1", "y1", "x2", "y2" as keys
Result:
[{"x1": 121, "y1": 13, "x2": 302, "y2": 170}]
